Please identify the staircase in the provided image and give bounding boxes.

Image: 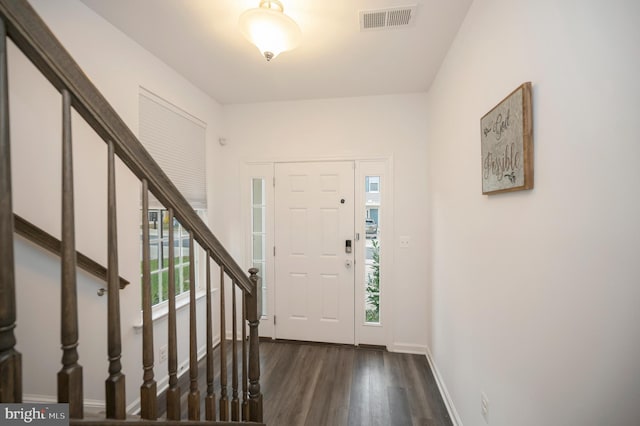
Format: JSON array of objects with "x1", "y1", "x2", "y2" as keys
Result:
[{"x1": 0, "y1": 0, "x2": 264, "y2": 424}]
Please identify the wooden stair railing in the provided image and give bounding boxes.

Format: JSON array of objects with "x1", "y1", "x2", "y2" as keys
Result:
[
  {"x1": 0, "y1": 1, "x2": 263, "y2": 424},
  {"x1": 13, "y1": 213, "x2": 130, "y2": 290}
]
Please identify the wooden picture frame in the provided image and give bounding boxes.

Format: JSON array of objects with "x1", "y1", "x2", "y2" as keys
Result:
[{"x1": 481, "y1": 82, "x2": 533, "y2": 194}]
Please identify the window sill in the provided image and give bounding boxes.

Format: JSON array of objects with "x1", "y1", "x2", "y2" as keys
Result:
[{"x1": 132, "y1": 287, "x2": 218, "y2": 331}]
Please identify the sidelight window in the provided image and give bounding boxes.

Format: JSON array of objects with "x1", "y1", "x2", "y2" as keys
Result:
[
  {"x1": 251, "y1": 178, "x2": 268, "y2": 315},
  {"x1": 364, "y1": 175, "x2": 381, "y2": 323}
]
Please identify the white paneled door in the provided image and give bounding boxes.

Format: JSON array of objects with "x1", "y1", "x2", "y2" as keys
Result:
[{"x1": 274, "y1": 162, "x2": 355, "y2": 344}]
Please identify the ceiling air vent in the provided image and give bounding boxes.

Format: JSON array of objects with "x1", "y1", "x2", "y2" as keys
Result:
[{"x1": 359, "y1": 5, "x2": 417, "y2": 31}]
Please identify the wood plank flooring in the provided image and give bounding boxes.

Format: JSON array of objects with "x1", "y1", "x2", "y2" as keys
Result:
[
  {"x1": 260, "y1": 341, "x2": 452, "y2": 426},
  {"x1": 164, "y1": 340, "x2": 452, "y2": 426}
]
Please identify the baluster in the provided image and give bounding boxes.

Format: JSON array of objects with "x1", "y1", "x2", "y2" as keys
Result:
[
  {"x1": 58, "y1": 89, "x2": 83, "y2": 418},
  {"x1": 166, "y1": 208, "x2": 180, "y2": 420},
  {"x1": 231, "y1": 281, "x2": 239, "y2": 421},
  {"x1": 246, "y1": 268, "x2": 263, "y2": 422},
  {"x1": 0, "y1": 17, "x2": 21, "y2": 404},
  {"x1": 241, "y1": 290, "x2": 248, "y2": 421},
  {"x1": 106, "y1": 141, "x2": 125, "y2": 419},
  {"x1": 219, "y1": 264, "x2": 229, "y2": 420},
  {"x1": 205, "y1": 255, "x2": 216, "y2": 420},
  {"x1": 140, "y1": 180, "x2": 156, "y2": 419},
  {"x1": 188, "y1": 233, "x2": 200, "y2": 420}
]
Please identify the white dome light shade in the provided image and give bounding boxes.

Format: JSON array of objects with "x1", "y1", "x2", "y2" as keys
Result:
[{"x1": 239, "y1": 1, "x2": 302, "y2": 61}]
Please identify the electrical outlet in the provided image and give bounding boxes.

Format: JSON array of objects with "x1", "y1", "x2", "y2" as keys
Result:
[
  {"x1": 159, "y1": 345, "x2": 168, "y2": 362},
  {"x1": 481, "y1": 392, "x2": 489, "y2": 423},
  {"x1": 399, "y1": 236, "x2": 410, "y2": 248}
]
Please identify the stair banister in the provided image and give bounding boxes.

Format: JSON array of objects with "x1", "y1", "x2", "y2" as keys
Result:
[
  {"x1": 58, "y1": 88, "x2": 83, "y2": 418},
  {"x1": 0, "y1": 1, "x2": 264, "y2": 423},
  {"x1": 13, "y1": 214, "x2": 130, "y2": 290},
  {"x1": 0, "y1": 13, "x2": 21, "y2": 405},
  {"x1": 139, "y1": 179, "x2": 157, "y2": 420},
  {"x1": 0, "y1": 0, "x2": 253, "y2": 294}
]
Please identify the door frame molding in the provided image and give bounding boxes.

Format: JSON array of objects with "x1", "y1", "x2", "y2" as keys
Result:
[{"x1": 240, "y1": 155, "x2": 394, "y2": 348}]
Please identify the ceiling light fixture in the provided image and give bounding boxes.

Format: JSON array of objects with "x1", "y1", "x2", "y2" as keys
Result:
[{"x1": 239, "y1": 0, "x2": 301, "y2": 62}]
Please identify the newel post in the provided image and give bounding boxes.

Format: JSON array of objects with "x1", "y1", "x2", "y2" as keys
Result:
[
  {"x1": 246, "y1": 268, "x2": 263, "y2": 422},
  {"x1": 0, "y1": 16, "x2": 21, "y2": 404}
]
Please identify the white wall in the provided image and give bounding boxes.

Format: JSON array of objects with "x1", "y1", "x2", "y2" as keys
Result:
[
  {"x1": 219, "y1": 94, "x2": 430, "y2": 351},
  {"x1": 426, "y1": 0, "x2": 640, "y2": 425},
  {"x1": 12, "y1": 0, "x2": 224, "y2": 409}
]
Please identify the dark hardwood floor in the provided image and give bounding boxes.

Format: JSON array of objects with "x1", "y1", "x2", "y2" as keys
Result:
[
  {"x1": 165, "y1": 340, "x2": 452, "y2": 426},
  {"x1": 259, "y1": 341, "x2": 452, "y2": 426}
]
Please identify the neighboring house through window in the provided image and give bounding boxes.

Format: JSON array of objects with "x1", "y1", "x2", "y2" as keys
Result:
[
  {"x1": 365, "y1": 176, "x2": 380, "y2": 193},
  {"x1": 144, "y1": 209, "x2": 197, "y2": 305}
]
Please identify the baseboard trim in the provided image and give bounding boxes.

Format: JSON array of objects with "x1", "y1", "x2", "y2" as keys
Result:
[
  {"x1": 25, "y1": 341, "x2": 216, "y2": 417},
  {"x1": 23, "y1": 394, "x2": 105, "y2": 412},
  {"x1": 390, "y1": 342, "x2": 428, "y2": 354},
  {"x1": 425, "y1": 348, "x2": 463, "y2": 426},
  {"x1": 139, "y1": 341, "x2": 213, "y2": 414}
]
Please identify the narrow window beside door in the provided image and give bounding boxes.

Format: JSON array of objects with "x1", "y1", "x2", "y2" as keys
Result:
[
  {"x1": 252, "y1": 178, "x2": 268, "y2": 315},
  {"x1": 364, "y1": 176, "x2": 381, "y2": 323}
]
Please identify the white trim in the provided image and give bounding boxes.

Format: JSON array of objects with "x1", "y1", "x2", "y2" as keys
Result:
[
  {"x1": 390, "y1": 342, "x2": 428, "y2": 354},
  {"x1": 23, "y1": 342, "x2": 214, "y2": 417},
  {"x1": 126, "y1": 399, "x2": 140, "y2": 418},
  {"x1": 226, "y1": 331, "x2": 253, "y2": 341},
  {"x1": 127, "y1": 356, "x2": 191, "y2": 415},
  {"x1": 151, "y1": 290, "x2": 193, "y2": 321},
  {"x1": 129, "y1": 340, "x2": 214, "y2": 415},
  {"x1": 154, "y1": 344, "x2": 210, "y2": 395},
  {"x1": 425, "y1": 348, "x2": 464, "y2": 426},
  {"x1": 139, "y1": 86, "x2": 206, "y2": 128},
  {"x1": 23, "y1": 394, "x2": 106, "y2": 412},
  {"x1": 132, "y1": 288, "x2": 213, "y2": 330},
  {"x1": 243, "y1": 154, "x2": 392, "y2": 165}
]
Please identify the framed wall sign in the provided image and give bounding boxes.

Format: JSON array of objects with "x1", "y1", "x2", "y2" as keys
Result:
[{"x1": 481, "y1": 82, "x2": 533, "y2": 194}]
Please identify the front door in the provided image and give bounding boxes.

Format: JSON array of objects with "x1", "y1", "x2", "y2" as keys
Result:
[{"x1": 274, "y1": 161, "x2": 355, "y2": 344}]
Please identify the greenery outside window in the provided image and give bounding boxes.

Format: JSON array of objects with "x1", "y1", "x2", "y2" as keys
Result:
[
  {"x1": 364, "y1": 175, "x2": 381, "y2": 323},
  {"x1": 142, "y1": 209, "x2": 194, "y2": 306},
  {"x1": 366, "y1": 239, "x2": 380, "y2": 323}
]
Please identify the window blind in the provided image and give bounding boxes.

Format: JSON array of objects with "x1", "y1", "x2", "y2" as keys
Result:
[{"x1": 139, "y1": 89, "x2": 207, "y2": 209}]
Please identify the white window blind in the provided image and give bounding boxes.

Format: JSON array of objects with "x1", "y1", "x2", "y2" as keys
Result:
[{"x1": 139, "y1": 89, "x2": 207, "y2": 209}]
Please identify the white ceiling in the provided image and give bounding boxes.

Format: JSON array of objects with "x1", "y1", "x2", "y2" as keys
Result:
[{"x1": 80, "y1": 0, "x2": 472, "y2": 105}]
